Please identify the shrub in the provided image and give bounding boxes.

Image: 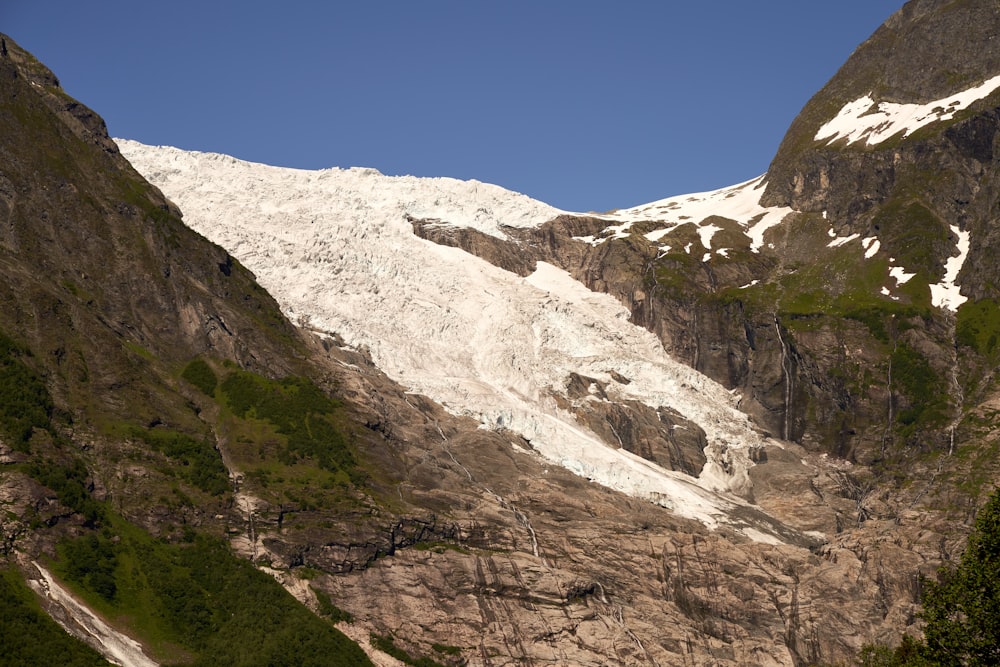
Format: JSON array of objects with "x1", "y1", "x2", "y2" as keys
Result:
[
  {"x1": 919, "y1": 487, "x2": 1000, "y2": 665},
  {"x1": 128, "y1": 426, "x2": 230, "y2": 496},
  {"x1": 181, "y1": 358, "x2": 218, "y2": 396},
  {"x1": 219, "y1": 370, "x2": 359, "y2": 479},
  {"x1": 859, "y1": 487, "x2": 1000, "y2": 665},
  {"x1": 55, "y1": 525, "x2": 373, "y2": 666},
  {"x1": 0, "y1": 330, "x2": 52, "y2": 450}
]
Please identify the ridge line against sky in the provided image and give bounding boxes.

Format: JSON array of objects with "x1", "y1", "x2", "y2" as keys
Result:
[{"x1": 5, "y1": 1, "x2": 902, "y2": 212}]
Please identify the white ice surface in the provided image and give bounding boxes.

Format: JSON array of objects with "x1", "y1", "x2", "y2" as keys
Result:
[
  {"x1": 119, "y1": 140, "x2": 781, "y2": 541},
  {"x1": 816, "y1": 74, "x2": 1000, "y2": 147}
]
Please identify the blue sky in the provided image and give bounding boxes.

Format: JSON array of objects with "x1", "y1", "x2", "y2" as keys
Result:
[{"x1": 5, "y1": 1, "x2": 902, "y2": 212}]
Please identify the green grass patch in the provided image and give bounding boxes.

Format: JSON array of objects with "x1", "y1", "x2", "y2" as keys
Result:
[
  {"x1": 122, "y1": 340, "x2": 155, "y2": 362},
  {"x1": 957, "y1": 298, "x2": 1000, "y2": 360},
  {"x1": 871, "y1": 199, "x2": 949, "y2": 278}
]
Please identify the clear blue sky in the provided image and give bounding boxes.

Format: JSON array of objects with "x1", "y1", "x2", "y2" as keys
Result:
[{"x1": 5, "y1": 1, "x2": 902, "y2": 212}]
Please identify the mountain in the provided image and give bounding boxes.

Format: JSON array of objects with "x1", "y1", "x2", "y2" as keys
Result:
[{"x1": 4, "y1": 0, "x2": 1000, "y2": 664}]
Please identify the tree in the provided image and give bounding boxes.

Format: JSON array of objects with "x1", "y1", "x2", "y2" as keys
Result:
[
  {"x1": 918, "y1": 487, "x2": 1000, "y2": 666},
  {"x1": 858, "y1": 488, "x2": 1000, "y2": 666}
]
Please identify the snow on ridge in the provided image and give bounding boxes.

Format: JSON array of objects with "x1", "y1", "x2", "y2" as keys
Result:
[
  {"x1": 114, "y1": 139, "x2": 563, "y2": 240},
  {"x1": 815, "y1": 74, "x2": 1000, "y2": 147},
  {"x1": 119, "y1": 139, "x2": 787, "y2": 543},
  {"x1": 585, "y1": 175, "x2": 792, "y2": 254}
]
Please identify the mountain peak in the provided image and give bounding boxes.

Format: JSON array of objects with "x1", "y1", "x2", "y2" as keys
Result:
[{"x1": 764, "y1": 0, "x2": 1000, "y2": 211}]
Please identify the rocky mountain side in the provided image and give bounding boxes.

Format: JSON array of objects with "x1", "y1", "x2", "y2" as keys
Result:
[
  {"x1": 4, "y1": 1, "x2": 1000, "y2": 664},
  {"x1": 0, "y1": 32, "x2": 854, "y2": 667},
  {"x1": 413, "y1": 0, "x2": 1000, "y2": 476}
]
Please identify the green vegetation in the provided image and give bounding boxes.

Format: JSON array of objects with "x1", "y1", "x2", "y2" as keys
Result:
[
  {"x1": 432, "y1": 643, "x2": 463, "y2": 657},
  {"x1": 59, "y1": 531, "x2": 119, "y2": 601},
  {"x1": 412, "y1": 540, "x2": 470, "y2": 555},
  {"x1": 313, "y1": 587, "x2": 354, "y2": 623},
  {"x1": 0, "y1": 567, "x2": 112, "y2": 667},
  {"x1": 125, "y1": 425, "x2": 230, "y2": 496},
  {"x1": 891, "y1": 343, "x2": 950, "y2": 434},
  {"x1": 181, "y1": 357, "x2": 218, "y2": 396},
  {"x1": 871, "y1": 201, "x2": 948, "y2": 278},
  {"x1": 26, "y1": 457, "x2": 105, "y2": 525},
  {"x1": 369, "y1": 634, "x2": 447, "y2": 667},
  {"x1": 220, "y1": 370, "x2": 361, "y2": 483},
  {"x1": 957, "y1": 298, "x2": 1000, "y2": 360},
  {"x1": 54, "y1": 519, "x2": 373, "y2": 666},
  {"x1": 0, "y1": 330, "x2": 53, "y2": 450},
  {"x1": 919, "y1": 487, "x2": 1000, "y2": 665},
  {"x1": 859, "y1": 487, "x2": 1000, "y2": 665}
]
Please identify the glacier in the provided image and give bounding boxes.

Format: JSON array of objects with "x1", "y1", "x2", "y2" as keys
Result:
[{"x1": 119, "y1": 139, "x2": 793, "y2": 543}]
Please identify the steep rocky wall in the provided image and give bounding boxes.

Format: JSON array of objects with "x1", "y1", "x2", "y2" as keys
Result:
[{"x1": 410, "y1": 0, "x2": 1000, "y2": 468}]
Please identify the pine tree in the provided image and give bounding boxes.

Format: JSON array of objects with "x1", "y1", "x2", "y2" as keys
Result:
[
  {"x1": 918, "y1": 488, "x2": 1000, "y2": 665},
  {"x1": 858, "y1": 488, "x2": 1000, "y2": 666}
]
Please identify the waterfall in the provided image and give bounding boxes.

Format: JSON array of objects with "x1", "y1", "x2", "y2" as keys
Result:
[
  {"x1": 881, "y1": 341, "x2": 897, "y2": 458},
  {"x1": 773, "y1": 316, "x2": 793, "y2": 441}
]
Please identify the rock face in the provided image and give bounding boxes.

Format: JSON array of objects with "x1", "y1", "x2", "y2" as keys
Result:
[
  {"x1": 412, "y1": 0, "x2": 1000, "y2": 474},
  {"x1": 241, "y1": 337, "x2": 961, "y2": 666}
]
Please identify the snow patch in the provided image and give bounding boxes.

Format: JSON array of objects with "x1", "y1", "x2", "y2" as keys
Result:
[
  {"x1": 930, "y1": 225, "x2": 970, "y2": 311},
  {"x1": 827, "y1": 233, "x2": 859, "y2": 248},
  {"x1": 862, "y1": 236, "x2": 880, "y2": 259},
  {"x1": 889, "y1": 266, "x2": 916, "y2": 285},
  {"x1": 816, "y1": 74, "x2": 1000, "y2": 147},
  {"x1": 593, "y1": 176, "x2": 792, "y2": 253},
  {"x1": 697, "y1": 223, "x2": 722, "y2": 250}
]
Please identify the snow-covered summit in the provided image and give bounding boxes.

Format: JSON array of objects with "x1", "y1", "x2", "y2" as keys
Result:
[{"x1": 119, "y1": 139, "x2": 789, "y2": 543}]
